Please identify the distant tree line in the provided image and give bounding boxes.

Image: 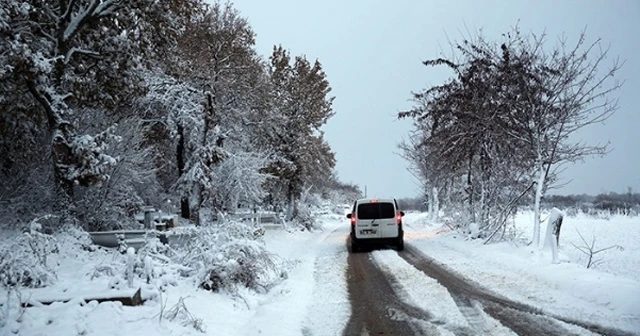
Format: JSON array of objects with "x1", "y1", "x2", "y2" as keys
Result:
[
  {"x1": 397, "y1": 191, "x2": 640, "y2": 215},
  {"x1": 399, "y1": 27, "x2": 622, "y2": 243},
  {"x1": 0, "y1": 1, "x2": 353, "y2": 230},
  {"x1": 542, "y1": 190, "x2": 640, "y2": 214},
  {"x1": 396, "y1": 197, "x2": 428, "y2": 212}
]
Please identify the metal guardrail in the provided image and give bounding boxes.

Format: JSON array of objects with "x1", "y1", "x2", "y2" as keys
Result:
[
  {"x1": 89, "y1": 212, "x2": 286, "y2": 250},
  {"x1": 230, "y1": 212, "x2": 286, "y2": 230}
]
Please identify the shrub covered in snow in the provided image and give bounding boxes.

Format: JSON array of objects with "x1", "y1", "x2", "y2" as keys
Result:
[
  {"x1": 291, "y1": 202, "x2": 318, "y2": 231},
  {"x1": 173, "y1": 220, "x2": 282, "y2": 293},
  {"x1": 0, "y1": 219, "x2": 59, "y2": 288}
]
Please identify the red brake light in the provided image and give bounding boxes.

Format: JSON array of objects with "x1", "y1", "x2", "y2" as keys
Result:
[
  {"x1": 396, "y1": 213, "x2": 402, "y2": 224},
  {"x1": 350, "y1": 215, "x2": 356, "y2": 225}
]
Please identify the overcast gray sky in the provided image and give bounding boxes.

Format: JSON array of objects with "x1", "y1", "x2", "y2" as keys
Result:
[{"x1": 230, "y1": 0, "x2": 640, "y2": 198}]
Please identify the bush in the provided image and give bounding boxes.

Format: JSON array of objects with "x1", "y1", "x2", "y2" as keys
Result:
[
  {"x1": 292, "y1": 202, "x2": 318, "y2": 231},
  {"x1": 174, "y1": 221, "x2": 282, "y2": 293},
  {"x1": 0, "y1": 218, "x2": 59, "y2": 288}
]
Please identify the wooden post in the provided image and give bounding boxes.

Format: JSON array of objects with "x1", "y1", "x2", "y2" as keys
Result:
[{"x1": 143, "y1": 206, "x2": 155, "y2": 230}]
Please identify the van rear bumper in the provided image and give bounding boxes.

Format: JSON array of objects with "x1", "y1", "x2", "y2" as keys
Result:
[{"x1": 350, "y1": 226, "x2": 403, "y2": 246}]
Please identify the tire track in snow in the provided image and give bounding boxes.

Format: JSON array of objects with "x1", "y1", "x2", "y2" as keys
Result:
[
  {"x1": 400, "y1": 245, "x2": 637, "y2": 336},
  {"x1": 371, "y1": 250, "x2": 515, "y2": 336},
  {"x1": 342, "y1": 242, "x2": 488, "y2": 335},
  {"x1": 342, "y1": 246, "x2": 433, "y2": 335}
]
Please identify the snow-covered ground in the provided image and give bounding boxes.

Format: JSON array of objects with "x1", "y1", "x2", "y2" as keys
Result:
[
  {"x1": 0, "y1": 215, "x2": 351, "y2": 336},
  {"x1": 1, "y1": 210, "x2": 639, "y2": 335},
  {"x1": 401, "y1": 211, "x2": 640, "y2": 334}
]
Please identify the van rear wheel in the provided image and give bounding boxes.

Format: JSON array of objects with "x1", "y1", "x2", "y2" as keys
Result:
[
  {"x1": 396, "y1": 238, "x2": 404, "y2": 251},
  {"x1": 350, "y1": 236, "x2": 360, "y2": 253}
]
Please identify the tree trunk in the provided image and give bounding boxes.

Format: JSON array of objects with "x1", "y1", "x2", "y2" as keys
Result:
[
  {"x1": 433, "y1": 187, "x2": 439, "y2": 219},
  {"x1": 286, "y1": 182, "x2": 296, "y2": 221},
  {"x1": 466, "y1": 160, "x2": 475, "y2": 225},
  {"x1": 51, "y1": 124, "x2": 76, "y2": 223},
  {"x1": 533, "y1": 160, "x2": 546, "y2": 247},
  {"x1": 427, "y1": 185, "x2": 434, "y2": 220},
  {"x1": 479, "y1": 178, "x2": 486, "y2": 228},
  {"x1": 176, "y1": 124, "x2": 190, "y2": 219}
]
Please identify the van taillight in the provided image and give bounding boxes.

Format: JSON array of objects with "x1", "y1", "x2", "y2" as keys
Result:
[
  {"x1": 351, "y1": 215, "x2": 356, "y2": 225},
  {"x1": 396, "y1": 213, "x2": 402, "y2": 224}
]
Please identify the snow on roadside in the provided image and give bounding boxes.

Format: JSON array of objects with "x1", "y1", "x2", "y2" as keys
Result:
[
  {"x1": 303, "y1": 225, "x2": 351, "y2": 336},
  {"x1": 0, "y1": 214, "x2": 351, "y2": 336},
  {"x1": 403, "y1": 212, "x2": 640, "y2": 334},
  {"x1": 238, "y1": 214, "x2": 350, "y2": 336}
]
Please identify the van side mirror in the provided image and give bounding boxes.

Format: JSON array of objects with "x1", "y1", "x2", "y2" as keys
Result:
[
  {"x1": 400, "y1": 211, "x2": 405, "y2": 217},
  {"x1": 346, "y1": 213, "x2": 352, "y2": 219}
]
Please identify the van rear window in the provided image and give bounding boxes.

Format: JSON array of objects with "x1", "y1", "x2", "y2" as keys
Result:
[{"x1": 357, "y1": 203, "x2": 395, "y2": 219}]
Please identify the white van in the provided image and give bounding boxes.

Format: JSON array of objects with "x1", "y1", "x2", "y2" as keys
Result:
[{"x1": 346, "y1": 198, "x2": 404, "y2": 253}]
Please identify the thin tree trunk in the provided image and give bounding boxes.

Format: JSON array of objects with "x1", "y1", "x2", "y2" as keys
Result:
[
  {"x1": 466, "y1": 153, "x2": 475, "y2": 225},
  {"x1": 286, "y1": 182, "x2": 296, "y2": 220},
  {"x1": 427, "y1": 184, "x2": 434, "y2": 220},
  {"x1": 432, "y1": 187, "x2": 439, "y2": 219},
  {"x1": 533, "y1": 160, "x2": 546, "y2": 247},
  {"x1": 176, "y1": 124, "x2": 190, "y2": 219}
]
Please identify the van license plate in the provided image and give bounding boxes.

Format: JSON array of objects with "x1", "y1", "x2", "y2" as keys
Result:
[{"x1": 360, "y1": 229, "x2": 376, "y2": 235}]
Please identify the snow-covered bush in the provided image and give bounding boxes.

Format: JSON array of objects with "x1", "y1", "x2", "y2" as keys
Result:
[
  {"x1": 174, "y1": 221, "x2": 282, "y2": 293},
  {"x1": 91, "y1": 241, "x2": 164, "y2": 290},
  {"x1": 73, "y1": 114, "x2": 162, "y2": 232},
  {"x1": 287, "y1": 189, "x2": 322, "y2": 231},
  {"x1": 54, "y1": 223, "x2": 95, "y2": 251},
  {"x1": 291, "y1": 202, "x2": 318, "y2": 231},
  {"x1": 0, "y1": 219, "x2": 59, "y2": 288},
  {"x1": 162, "y1": 297, "x2": 205, "y2": 333},
  {"x1": 466, "y1": 222, "x2": 480, "y2": 239}
]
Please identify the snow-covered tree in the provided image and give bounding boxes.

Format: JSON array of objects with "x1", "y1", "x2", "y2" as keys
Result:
[
  {"x1": 0, "y1": 0, "x2": 204, "y2": 222},
  {"x1": 266, "y1": 46, "x2": 336, "y2": 220},
  {"x1": 502, "y1": 31, "x2": 622, "y2": 247},
  {"x1": 212, "y1": 149, "x2": 272, "y2": 212},
  {"x1": 399, "y1": 27, "x2": 621, "y2": 242},
  {"x1": 174, "y1": 2, "x2": 269, "y2": 222}
]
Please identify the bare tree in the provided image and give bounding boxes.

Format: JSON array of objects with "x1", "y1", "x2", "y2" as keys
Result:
[
  {"x1": 399, "y1": 27, "x2": 622, "y2": 242},
  {"x1": 514, "y1": 30, "x2": 623, "y2": 246}
]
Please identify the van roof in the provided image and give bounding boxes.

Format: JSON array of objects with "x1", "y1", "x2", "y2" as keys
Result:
[{"x1": 356, "y1": 198, "x2": 395, "y2": 204}]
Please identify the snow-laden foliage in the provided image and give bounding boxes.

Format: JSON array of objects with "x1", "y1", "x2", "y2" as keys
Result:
[
  {"x1": 162, "y1": 297, "x2": 206, "y2": 333},
  {"x1": 0, "y1": 0, "x2": 206, "y2": 218},
  {"x1": 212, "y1": 150, "x2": 273, "y2": 211},
  {"x1": 291, "y1": 202, "x2": 317, "y2": 231},
  {"x1": 265, "y1": 47, "x2": 336, "y2": 220},
  {"x1": 0, "y1": 218, "x2": 59, "y2": 288},
  {"x1": 66, "y1": 126, "x2": 120, "y2": 187},
  {"x1": 74, "y1": 112, "x2": 160, "y2": 231},
  {"x1": 173, "y1": 221, "x2": 283, "y2": 293}
]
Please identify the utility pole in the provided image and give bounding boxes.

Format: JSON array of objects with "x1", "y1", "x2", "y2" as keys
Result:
[{"x1": 364, "y1": 185, "x2": 367, "y2": 198}]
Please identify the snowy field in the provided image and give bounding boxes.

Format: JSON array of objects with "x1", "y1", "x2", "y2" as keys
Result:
[{"x1": 1, "y1": 210, "x2": 639, "y2": 335}]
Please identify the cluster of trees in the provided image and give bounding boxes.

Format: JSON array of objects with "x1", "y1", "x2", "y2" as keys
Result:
[
  {"x1": 544, "y1": 190, "x2": 640, "y2": 214},
  {"x1": 0, "y1": 1, "x2": 350, "y2": 230},
  {"x1": 399, "y1": 28, "x2": 622, "y2": 243}
]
